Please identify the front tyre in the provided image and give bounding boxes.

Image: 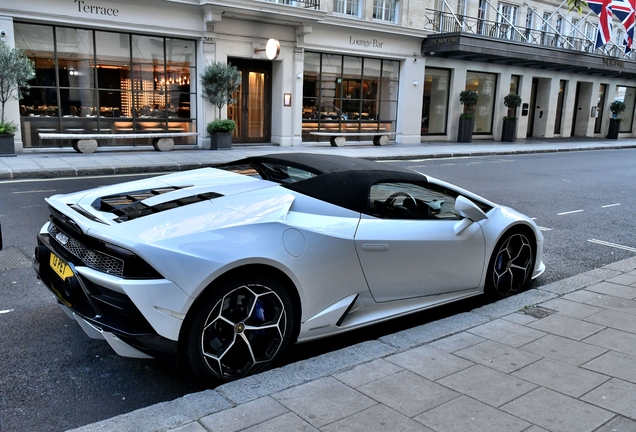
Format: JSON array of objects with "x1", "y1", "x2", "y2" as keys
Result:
[
  {"x1": 486, "y1": 230, "x2": 535, "y2": 299},
  {"x1": 183, "y1": 276, "x2": 295, "y2": 383}
]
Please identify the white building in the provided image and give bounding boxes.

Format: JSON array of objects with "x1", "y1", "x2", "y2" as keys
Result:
[{"x1": 1, "y1": 0, "x2": 635, "y2": 152}]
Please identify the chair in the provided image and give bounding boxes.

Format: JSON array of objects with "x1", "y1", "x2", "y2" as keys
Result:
[{"x1": 70, "y1": 106, "x2": 77, "y2": 116}]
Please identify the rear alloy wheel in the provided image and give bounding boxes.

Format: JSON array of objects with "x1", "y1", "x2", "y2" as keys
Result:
[
  {"x1": 486, "y1": 231, "x2": 535, "y2": 298},
  {"x1": 184, "y1": 276, "x2": 294, "y2": 383}
]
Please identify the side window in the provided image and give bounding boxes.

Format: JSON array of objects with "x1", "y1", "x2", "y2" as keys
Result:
[{"x1": 368, "y1": 182, "x2": 461, "y2": 220}]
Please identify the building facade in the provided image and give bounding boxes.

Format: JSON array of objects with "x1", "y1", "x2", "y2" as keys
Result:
[{"x1": 1, "y1": 0, "x2": 635, "y2": 151}]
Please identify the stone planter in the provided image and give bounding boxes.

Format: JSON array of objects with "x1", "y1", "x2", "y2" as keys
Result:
[
  {"x1": 209, "y1": 132, "x2": 232, "y2": 150},
  {"x1": 0, "y1": 134, "x2": 16, "y2": 157},
  {"x1": 457, "y1": 117, "x2": 474, "y2": 143},
  {"x1": 501, "y1": 118, "x2": 517, "y2": 142},
  {"x1": 606, "y1": 118, "x2": 621, "y2": 139}
]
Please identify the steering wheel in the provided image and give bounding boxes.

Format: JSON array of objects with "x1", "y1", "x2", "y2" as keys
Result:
[{"x1": 385, "y1": 191, "x2": 416, "y2": 208}]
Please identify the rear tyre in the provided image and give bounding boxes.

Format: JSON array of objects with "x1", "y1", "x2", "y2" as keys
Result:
[
  {"x1": 183, "y1": 275, "x2": 294, "y2": 383},
  {"x1": 486, "y1": 230, "x2": 535, "y2": 299}
]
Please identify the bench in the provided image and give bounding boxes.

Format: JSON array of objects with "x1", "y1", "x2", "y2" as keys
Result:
[
  {"x1": 38, "y1": 132, "x2": 198, "y2": 154},
  {"x1": 309, "y1": 131, "x2": 400, "y2": 147}
]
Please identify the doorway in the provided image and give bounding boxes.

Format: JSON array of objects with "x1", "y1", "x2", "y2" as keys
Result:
[
  {"x1": 526, "y1": 78, "x2": 538, "y2": 137},
  {"x1": 227, "y1": 58, "x2": 272, "y2": 144}
]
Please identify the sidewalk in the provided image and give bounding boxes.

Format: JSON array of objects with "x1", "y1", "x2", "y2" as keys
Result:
[
  {"x1": 9, "y1": 138, "x2": 636, "y2": 432},
  {"x1": 1, "y1": 137, "x2": 635, "y2": 180},
  {"x1": 69, "y1": 258, "x2": 636, "y2": 432}
]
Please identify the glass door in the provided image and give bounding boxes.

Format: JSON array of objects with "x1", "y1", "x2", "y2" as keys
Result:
[{"x1": 227, "y1": 59, "x2": 271, "y2": 143}]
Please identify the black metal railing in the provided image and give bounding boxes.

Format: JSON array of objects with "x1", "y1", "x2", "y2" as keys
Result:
[
  {"x1": 425, "y1": 10, "x2": 630, "y2": 59},
  {"x1": 263, "y1": 0, "x2": 320, "y2": 9}
]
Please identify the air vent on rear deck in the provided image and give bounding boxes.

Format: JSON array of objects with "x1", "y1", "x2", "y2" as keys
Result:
[{"x1": 91, "y1": 187, "x2": 223, "y2": 222}]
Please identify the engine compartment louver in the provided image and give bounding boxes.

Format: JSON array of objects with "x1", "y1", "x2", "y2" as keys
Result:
[{"x1": 91, "y1": 187, "x2": 223, "y2": 222}]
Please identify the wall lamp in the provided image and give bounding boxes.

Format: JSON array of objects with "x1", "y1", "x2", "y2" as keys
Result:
[{"x1": 254, "y1": 38, "x2": 280, "y2": 60}]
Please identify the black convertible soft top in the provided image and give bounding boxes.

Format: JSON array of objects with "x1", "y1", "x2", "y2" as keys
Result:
[{"x1": 222, "y1": 153, "x2": 428, "y2": 214}]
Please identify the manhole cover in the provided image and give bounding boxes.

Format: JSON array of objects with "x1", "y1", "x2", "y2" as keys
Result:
[
  {"x1": 523, "y1": 306, "x2": 557, "y2": 319},
  {"x1": 0, "y1": 247, "x2": 32, "y2": 271}
]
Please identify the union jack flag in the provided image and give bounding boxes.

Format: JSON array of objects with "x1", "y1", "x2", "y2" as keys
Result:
[
  {"x1": 588, "y1": 0, "x2": 614, "y2": 48},
  {"x1": 612, "y1": 0, "x2": 636, "y2": 52}
]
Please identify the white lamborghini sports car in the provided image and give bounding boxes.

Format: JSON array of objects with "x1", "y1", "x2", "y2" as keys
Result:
[{"x1": 34, "y1": 153, "x2": 545, "y2": 383}]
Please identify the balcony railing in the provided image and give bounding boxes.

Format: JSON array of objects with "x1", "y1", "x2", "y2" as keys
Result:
[
  {"x1": 425, "y1": 10, "x2": 632, "y2": 60},
  {"x1": 264, "y1": 0, "x2": 320, "y2": 9}
]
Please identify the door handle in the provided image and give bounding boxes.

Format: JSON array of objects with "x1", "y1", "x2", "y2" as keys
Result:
[{"x1": 361, "y1": 244, "x2": 390, "y2": 251}]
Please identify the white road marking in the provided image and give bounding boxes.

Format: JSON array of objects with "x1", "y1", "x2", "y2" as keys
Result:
[
  {"x1": 558, "y1": 210, "x2": 584, "y2": 216},
  {"x1": 538, "y1": 226, "x2": 552, "y2": 231},
  {"x1": 13, "y1": 189, "x2": 57, "y2": 194},
  {"x1": 601, "y1": 203, "x2": 621, "y2": 208},
  {"x1": 588, "y1": 239, "x2": 636, "y2": 253},
  {"x1": 0, "y1": 309, "x2": 14, "y2": 315}
]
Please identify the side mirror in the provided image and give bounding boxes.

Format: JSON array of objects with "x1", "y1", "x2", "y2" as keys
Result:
[{"x1": 454, "y1": 195, "x2": 488, "y2": 235}]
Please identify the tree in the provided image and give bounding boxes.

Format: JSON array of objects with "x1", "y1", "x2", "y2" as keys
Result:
[
  {"x1": 200, "y1": 61, "x2": 241, "y2": 119},
  {"x1": 0, "y1": 42, "x2": 35, "y2": 131},
  {"x1": 567, "y1": 0, "x2": 588, "y2": 14}
]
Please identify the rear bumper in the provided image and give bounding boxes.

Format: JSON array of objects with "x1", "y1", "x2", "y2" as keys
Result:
[{"x1": 34, "y1": 229, "x2": 179, "y2": 359}]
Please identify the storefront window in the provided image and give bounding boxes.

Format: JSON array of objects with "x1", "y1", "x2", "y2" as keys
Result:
[
  {"x1": 510, "y1": 75, "x2": 520, "y2": 94},
  {"x1": 422, "y1": 68, "x2": 450, "y2": 135},
  {"x1": 302, "y1": 52, "x2": 399, "y2": 141},
  {"x1": 615, "y1": 85, "x2": 636, "y2": 133},
  {"x1": 15, "y1": 22, "x2": 196, "y2": 148},
  {"x1": 466, "y1": 71, "x2": 497, "y2": 134}
]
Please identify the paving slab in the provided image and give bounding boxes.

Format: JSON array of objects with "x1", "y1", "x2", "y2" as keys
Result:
[
  {"x1": 585, "y1": 308, "x2": 636, "y2": 333},
  {"x1": 582, "y1": 328, "x2": 636, "y2": 357},
  {"x1": 198, "y1": 397, "x2": 287, "y2": 432},
  {"x1": 519, "y1": 334, "x2": 607, "y2": 366},
  {"x1": 511, "y1": 358, "x2": 610, "y2": 398},
  {"x1": 272, "y1": 377, "x2": 376, "y2": 428},
  {"x1": 536, "y1": 297, "x2": 605, "y2": 319},
  {"x1": 385, "y1": 345, "x2": 474, "y2": 380},
  {"x1": 320, "y1": 404, "x2": 430, "y2": 432},
  {"x1": 585, "y1": 281, "x2": 636, "y2": 300},
  {"x1": 453, "y1": 340, "x2": 542, "y2": 373},
  {"x1": 357, "y1": 370, "x2": 459, "y2": 417},
  {"x1": 528, "y1": 314, "x2": 605, "y2": 340},
  {"x1": 467, "y1": 318, "x2": 546, "y2": 348},
  {"x1": 415, "y1": 395, "x2": 531, "y2": 432},
  {"x1": 582, "y1": 351, "x2": 636, "y2": 384},
  {"x1": 501, "y1": 387, "x2": 613, "y2": 432},
  {"x1": 581, "y1": 379, "x2": 636, "y2": 420},
  {"x1": 437, "y1": 364, "x2": 537, "y2": 407}
]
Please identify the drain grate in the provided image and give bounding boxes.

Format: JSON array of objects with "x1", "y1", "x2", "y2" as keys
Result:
[
  {"x1": 523, "y1": 306, "x2": 557, "y2": 319},
  {"x1": 0, "y1": 247, "x2": 32, "y2": 271}
]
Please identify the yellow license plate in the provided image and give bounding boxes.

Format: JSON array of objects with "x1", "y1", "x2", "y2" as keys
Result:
[{"x1": 50, "y1": 252, "x2": 74, "y2": 281}]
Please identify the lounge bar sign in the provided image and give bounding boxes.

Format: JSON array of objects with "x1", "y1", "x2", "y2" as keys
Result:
[
  {"x1": 349, "y1": 36, "x2": 384, "y2": 49},
  {"x1": 74, "y1": 0, "x2": 119, "y2": 16}
]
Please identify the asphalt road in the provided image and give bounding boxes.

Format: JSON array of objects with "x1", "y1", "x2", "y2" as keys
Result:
[{"x1": 0, "y1": 148, "x2": 634, "y2": 431}]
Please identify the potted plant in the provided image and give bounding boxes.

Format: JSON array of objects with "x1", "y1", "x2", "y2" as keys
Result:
[
  {"x1": 0, "y1": 42, "x2": 35, "y2": 156},
  {"x1": 200, "y1": 61, "x2": 241, "y2": 150},
  {"x1": 205, "y1": 119, "x2": 236, "y2": 150},
  {"x1": 501, "y1": 93, "x2": 522, "y2": 142},
  {"x1": 458, "y1": 90, "x2": 478, "y2": 143},
  {"x1": 607, "y1": 100, "x2": 626, "y2": 139}
]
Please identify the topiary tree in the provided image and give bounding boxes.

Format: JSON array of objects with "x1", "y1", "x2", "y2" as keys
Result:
[
  {"x1": 503, "y1": 93, "x2": 522, "y2": 120},
  {"x1": 0, "y1": 42, "x2": 35, "y2": 134},
  {"x1": 200, "y1": 61, "x2": 241, "y2": 120},
  {"x1": 610, "y1": 100, "x2": 627, "y2": 118},
  {"x1": 459, "y1": 90, "x2": 478, "y2": 119}
]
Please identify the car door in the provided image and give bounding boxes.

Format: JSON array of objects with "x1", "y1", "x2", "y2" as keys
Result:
[{"x1": 354, "y1": 181, "x2": 486, "y2": 303}]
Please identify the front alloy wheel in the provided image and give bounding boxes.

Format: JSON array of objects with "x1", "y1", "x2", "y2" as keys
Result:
[
  {"x1": 184, "y1": 276, "x2": 294, "y2": 383},
  {"x1": 487, "y1": 231, "x2": 535, "y2": 298}
]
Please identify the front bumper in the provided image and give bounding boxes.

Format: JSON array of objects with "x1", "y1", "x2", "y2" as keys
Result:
[{"x1": 34, "y1": 227, "x2": 179, "y2": 359}]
